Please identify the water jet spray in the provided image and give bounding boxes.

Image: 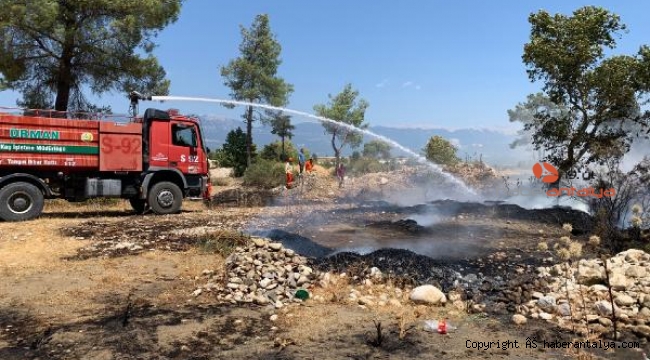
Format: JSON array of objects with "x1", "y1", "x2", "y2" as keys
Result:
[{"x1": 150, "y1": 95, "x2": 477, "y2": 195}]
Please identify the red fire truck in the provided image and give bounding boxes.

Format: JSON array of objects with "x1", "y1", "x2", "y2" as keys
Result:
[{"x1": 0, "y1": 92, "x2": 211, "y2": 221}]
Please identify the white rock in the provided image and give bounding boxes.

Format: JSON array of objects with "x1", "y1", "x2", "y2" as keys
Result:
[
  {"x1": 626, "y1": 265, "x2": 646, "y2": 278},
  {"x1": 512, "y1": 314, "x2": 527, "y2": 325},
  {"x1": 252, "y1": 238, "x2": 266, "y2": 247},
  {"x1": 539, "y1": 312, "x2": 553, "y2": 320},
  {"x1": 259, "y1": 278, "x2": 273, "y2": 288},
  {"x1": 620, "y1": 249, "x2": 647, "y2": 263},
  {"x1": 537, "y1": 296, "x2": 557, "y2": 313},
  {"x1": 595, "y1": 300, "x2": 621, "y2": 317},
  {"x1": 609, "y1": 272, "x2": 630, "y2": 290},
  {"x1": 615, "y1": 293, "x2": 636, "y2": 307},
  {"x1": 409, "y1": 285, "x2": 447, "y2": 305},
  {"x1": 590, "y1": 284, "x2": 609, "y2": 292},
  {"x1": 640, "y1": 307, "x2": 650, "y2": 319},
  {"x1": 556, "y1": 303, "x2": 572, "y2": 317}
]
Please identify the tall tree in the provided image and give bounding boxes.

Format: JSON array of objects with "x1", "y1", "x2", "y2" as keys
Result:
[
  {"x1": 269, "y1": 111, "x2": 294, "y2": 159},
  {"x1": 517, "y1": 6, "x2": 650, "y2": 182},
  {"x1": 221, "y1": 127, "x2": 255, "y2": 177},
  {"x1": 220, "y1": 14, "x2": 293, "y2": 167},
  {"x1": 313, "y1": 83, "x2": 369, "y2": 167},
  {"x1": 0, "y1": 0, "x2": 181, "y2": 112}
]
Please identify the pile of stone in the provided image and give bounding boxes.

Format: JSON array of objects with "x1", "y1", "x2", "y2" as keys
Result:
[
  {"x1": 195, "y1": 237, "x2": 318, "y2": 308},
  {"x1": 446, "y1": 161, "x2": 497, "y2": 187},
  {"x1": 514, "y1": 249, "x2": 650, "y2": 339}
]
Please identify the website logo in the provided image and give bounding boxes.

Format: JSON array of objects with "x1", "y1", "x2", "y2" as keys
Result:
[{"x1": 532, "y1": 162, "x2": 559, "y2": 183}]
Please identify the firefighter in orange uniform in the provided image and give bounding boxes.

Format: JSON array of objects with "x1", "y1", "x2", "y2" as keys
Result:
[{"x1": 285, "y1": 157, "x2": 295, "y2": 188}]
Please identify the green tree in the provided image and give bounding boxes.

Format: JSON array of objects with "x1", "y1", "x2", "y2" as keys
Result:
[
  {"x1": 220, "y1": 14, "x2": 293, "y2": 168},
  {"x1": 363, "y1": 140, "x2": 391, "y2": 159},
  {"x1": 260, "y1": 139, "x2": 298, "y2": 162},
  {"x1": 313, "y1": 83, "x2": 369, "y2": 168},
  {"x1": 423, "y1": 136, "x2": 459, "y2": 166},
  {"x1": 221, "y1": 127, "x2": 255, "y2": 177},
  {"x1": 269, "y1": 111, "x2": 294, "y2": 159},
  {"x1": 0, "y1": 0, "x2": 180, "y2": 112},
  {"x1": 516, "y1": 6, "x2": 650, "y2": 182}
]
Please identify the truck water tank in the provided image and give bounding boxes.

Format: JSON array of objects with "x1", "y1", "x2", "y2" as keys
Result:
[{"x1": 85, "y1": 179, "x2": 122, "y2": 197}]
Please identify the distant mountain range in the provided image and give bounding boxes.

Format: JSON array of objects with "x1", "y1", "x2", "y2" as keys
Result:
[{"x1": 197, "y1": 115, "x2": 533, "y2": 166}]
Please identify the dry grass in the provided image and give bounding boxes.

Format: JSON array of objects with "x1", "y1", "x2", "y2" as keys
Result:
[
  {"x1": 559, "y1": 236, "x2": 572, "y2": 246},
  {"x1": 588, "y1": 235, "x2": 601, "y2": 246},
  {"x1": 44, "y1": 197, "x2": 209, "y2": 214},
  {"x1": 0, "y1": 207, "x2": 225, "y2": 326},
  {"x1": 212, "y1": 176, "x2": 234, "y2": 187},
  {"x1": 568, "y1": 241, "x2": 583, "y2": 257},
  {"x1": 536, "y1": 241, "x2": 548, "y2": 251},
  {"x1": 315, "y1": 273, "x2": 351, "y2": 303},
  {"x1": 556, "y1": 248, "x2": 571, "y2": 261},
  {"x1": 0, "y1": 218, "x2": 84, "y2": 277},
  {"x1": 44, "y1": 198, "x2": 130, "y2": 213},
  {"x1": 194, "y1": 230, "x2": 250, "y2": 256}
]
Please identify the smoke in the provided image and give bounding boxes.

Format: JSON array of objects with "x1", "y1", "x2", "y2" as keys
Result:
[
  {"x1": 620, "y1": 139, "x2": 650, "y2": 173},
  {"x1": 500, "y1": 193, "x2": 590, "y2": 213},
  {"x1": 330, "y1": 237, "x2": 482, "y2": 260},
  {"x1": 406, "y1": 213, "x2": 443, "y2": 227}
]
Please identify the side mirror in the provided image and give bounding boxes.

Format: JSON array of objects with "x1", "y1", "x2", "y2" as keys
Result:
[{"x1": 206, "y1": 147, "x2": 211, "y2": 154}]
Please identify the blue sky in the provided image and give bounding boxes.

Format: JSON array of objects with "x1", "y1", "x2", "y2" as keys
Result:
[{"x1": 1, "y1": 1, "x2": 649, "y2": 131}]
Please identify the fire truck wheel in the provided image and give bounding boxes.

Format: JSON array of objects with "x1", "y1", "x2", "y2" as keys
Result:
[
  {"x1": 0, "y1": 182, "x2": 45, "y2": 221},
  {"x1": 129, "y1": 198, "x2": 147, "y2": 214},
  {"x1": 147, "y1": 181, "x2": 182, "y2": 215}
]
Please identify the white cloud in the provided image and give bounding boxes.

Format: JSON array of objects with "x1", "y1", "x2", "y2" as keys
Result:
[
  {"x1": 449, "y1": 138, "x2": 461, "y2": 148},
  {"x1": 375, "y1": 79, "x2": 388, "y2": 88},
  {"x1": 401, "y1": 81, "x2": 413, "y2": 88}
]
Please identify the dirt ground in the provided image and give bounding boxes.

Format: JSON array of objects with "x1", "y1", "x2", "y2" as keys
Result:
[{"x1": 1, "y1": 173, "x2": 649, "y2": 359}]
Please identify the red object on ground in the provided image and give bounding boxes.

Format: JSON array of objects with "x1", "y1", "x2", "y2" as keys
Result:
[{"x1": 437, "y1": 319, "x2": 447, "y2": 334}]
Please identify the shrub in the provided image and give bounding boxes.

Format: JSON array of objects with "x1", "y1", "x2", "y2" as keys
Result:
[
  {"x1": 346, "y1": 157, "x2": 391, "y2": 176},
  {"x1": 556, "y1": 248, "x2": 571, "y2": 261},
  {"x1": 243, "y1": 158, "x2": 286, "y2": 189},
  {"x1": 559, "y1": 236, "x2": 572, "y2": 246},
  {"x1": 211, "y1": 177, "x2": 232, "y2": 187},
  {"x1": 195, "y1": 230, "x2": 249, "y2": 256},
  {"x1": 423, "y1": 135, "x2": 460, "y2": 166},
  {"x1": 568, "y1": 241, "x2": 583, "y2": 257},
  {"x1": 260, "y1": 139, "x2": 299, "y2": 161}
]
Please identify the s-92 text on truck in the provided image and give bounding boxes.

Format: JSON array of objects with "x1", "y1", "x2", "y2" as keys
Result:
[{"x1": 0, "y1": 92, "x2": 211, "y2": 221}]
